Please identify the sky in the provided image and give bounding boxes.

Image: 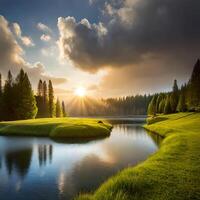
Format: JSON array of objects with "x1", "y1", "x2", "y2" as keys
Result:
[{"x1": 0, "y1": 0, "x2": 200, "y2": 99}]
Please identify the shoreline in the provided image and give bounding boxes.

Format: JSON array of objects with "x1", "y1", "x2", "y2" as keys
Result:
[
  {"x1": 77, "y1": 112, "x2": 200, "y2": 200},
  {"x1": 0, "y1": 118, "x2": 112, "y2": 139}
]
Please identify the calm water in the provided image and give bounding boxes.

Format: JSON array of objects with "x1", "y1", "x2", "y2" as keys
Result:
[{"x1": 0, "y1": 119, "x2": 160, "y2": 200}]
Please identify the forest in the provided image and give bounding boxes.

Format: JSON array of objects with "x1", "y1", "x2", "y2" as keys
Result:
[
  {"x1": 0, "y1": 69, "x2": 152, "y2": 120},
  {"x1": 148, "y1": 59, "x2": 200, "y2": 115},
  {"x1": 0, "y1": 69, "x2": 66, "y2": 121},
  {"x1": 0, "y1": 59, "x2": 199, "y2": 121}
]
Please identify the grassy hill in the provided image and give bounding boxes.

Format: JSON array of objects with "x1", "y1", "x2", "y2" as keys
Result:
[
  {"x1": 0, "y1": 118, "x2": 112, "y2": 138},
  {"x1": 77, "y1": 112, "x2": 200, "y2": 200}
]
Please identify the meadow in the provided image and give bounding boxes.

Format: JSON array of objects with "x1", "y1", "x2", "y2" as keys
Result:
[
  {"x1": 77, "y1": 112, "x2": 200, "y2": 200},
  {"x1": 0, "y1": 118, "x2": 112, "y2": 138}
]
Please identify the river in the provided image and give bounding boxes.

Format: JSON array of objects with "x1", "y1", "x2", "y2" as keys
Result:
[{"x1": 0, "y1": 118, "x2": 161, "y2": 200}]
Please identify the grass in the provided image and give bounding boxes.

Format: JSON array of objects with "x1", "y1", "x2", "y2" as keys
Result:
[
  {"x1": 76, "y1": 112, "x2": 200, "y2": 200},
  {"x1": 0, "y1": 118, "x2": 112, "y2": 138}
]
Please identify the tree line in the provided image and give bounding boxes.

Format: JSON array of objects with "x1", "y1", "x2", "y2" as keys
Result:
[
  {"x1": 0, "y1": 69, "x2": 66, "y2": 121},
  {"x1": 148, "y1": 59, "x2": 200, "y2": 115},
  {"x1": 35, "y1": 79, "x2": 66, "y2": 118},
  {"x1": 68, "y1": 95, "x2": 152, "y2": 116}
]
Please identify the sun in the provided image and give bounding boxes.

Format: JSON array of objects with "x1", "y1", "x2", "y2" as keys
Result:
[{"x1": 74, "y1": 86, "x2": 86, "y2": 97}]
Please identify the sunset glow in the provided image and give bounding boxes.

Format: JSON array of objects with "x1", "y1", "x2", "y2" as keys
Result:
[{"x1": 74, "y1": 86, "x2": 86, "y2": 97}]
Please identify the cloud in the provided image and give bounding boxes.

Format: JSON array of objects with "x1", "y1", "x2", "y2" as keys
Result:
[
  {"x1": 87, "y1": 84, "x2": 99, "y2": 91},
  {"x1": 37, "y1": 22, "x2": 52, "y2": 33},
  {"x1": 40, "y1": 34, "x2": 51, "y2": 42},
  {"x1": 13, "y1": 22, "x2": 34, "y2": 47},
  {"x1": 0, "y1": 15, "x2": 67, "y2": 87},
  {"x1": 57, "y1": 16, "x2": 108, "y2": 72},
  {"x1": 57, "y1": 0, "x2": 200, "y2": 92}
]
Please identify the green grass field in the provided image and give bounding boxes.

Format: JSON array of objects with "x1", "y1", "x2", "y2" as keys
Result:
[
  {"x1": 77, "y1": 112, "x2": 200, "y2": 200},
  {"x1": 0, "y1": 118, "x2": 112, "y2": 138}
]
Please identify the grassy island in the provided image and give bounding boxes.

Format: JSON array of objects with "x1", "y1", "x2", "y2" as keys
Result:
[
  {"x1": 0, "y1": 118, "x2": 112, "y2": 138},
  {"x1": 77, "y1": 112, "x2": 200, "y2": 200}
]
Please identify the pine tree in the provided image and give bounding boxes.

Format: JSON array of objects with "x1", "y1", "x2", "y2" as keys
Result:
[
  {"x1": 35, "y1": 80, "x2": 44, "y2": 118},
  {"x1": 164, "y1": 94, "x2": 172, "y2": 114},
  {"x1": 48, "y1": 80, "x2": 55, "y2": 117},
  {"x1": 2, "y1": 71, "x2": 15, "y2": 120},
  {"x1": 15, "y1": 70, "x2": 37, "y2": 119},
  {"x1": 177, "y1": 94, "x2": 187, "y2": 112},
  {"x1": 177, "y1": 85, "x2": 187, "y2": 112},
  {"x1": 0, "y1": 73, "x2": 2, "y2": 96},
  {"x1": 62, "y1": 101, "x2": 67, "y2": 117},
  {"x1": 37, "y1": 79, "x2": 43, "y2": 96},
  {"x1": 187, "y1": 59, "x2": 200, "y2": 110},
  {"x1": 147, "y1": 95, "x2": 157, "y2": 115},
  {"x1": 42, "y1": 81, "x2": 49, "y2": 117},
  {"x1": 158, "y1": 98, "x2": 166, "y2": 113},
  {"x1": 0, "y1": 73, "x2": 2, "y2": 120},
  {"x1": 56, "y1": 98, "x2": 62, "y2": 117},
  {"x1": 170, "y1": 80, "x2": 179, "y2": 113}
]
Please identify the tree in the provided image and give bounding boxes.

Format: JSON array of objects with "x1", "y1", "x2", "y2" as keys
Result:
[
  {"x1": 48, "y1": 80, "x2": 55, "y2": 117},
  {"x1": 147, "y1": 95, "x2": 158, "y2": 115},
  {"x1": 62, "y1": 101, "x2": 67, "y2": 117},
  {"x1": 177, "y1": 85, "x2": 187, "y2": 112},
  {"x1": 164, "y1": 94, "x2": 172, "y2": 114},
  {"x1": 158, "y1": 98, "x2": 166, "y2": 113},
  {"x1": 170, "y1": 80, "x2": 179, "y2": 113},
  {"x1": 187, "y1": 59, "x2": 200, "y2": 110},
  {"x1": 2, "y1": 71, "x2": 15, "y2": 120},
  {"x1": 0, "y1": 73, "x2": 2, "y2": 120},
  {"x1": 177, "y1": 94, "x2": 187, "y2": 112},
  {"x1": 42, "y1": 81, "x2": 49, "y2": 117},
  {"x1": 35, "y1": 80, "x2": 44, "y2": 118},
  {"x1": 37, "y1": 79, "x2": 43, "y2": 96},
  {"x1": 56, "y1": 98, "x2": 62, "y2": 117},
  {"x1": 14, "y1": 69, "x2": 37, "y2": 119}
]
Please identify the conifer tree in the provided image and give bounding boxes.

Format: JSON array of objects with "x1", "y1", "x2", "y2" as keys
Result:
[
  {"x1": 158, "y1": 98, "x2": 166, "y2": 113},
  {"x1": 15, "y1": 69, "x2": 37, "y2": 119},
  {"x1": 0, "y1": 73, "x2": 2, "y2": 120},
  {"x1": 187, "y1": 59, "x2": 200, "y2": 110},
  {"x1": 0, "y1": 73, "x2": 2, "y2": 96},
  {"x1": 164, "y1": 94, "x2": 172, "y2": 114},
  {"x1": 35, "y1": 80, "x2": 44, "y2": 118},
  {"x1": 177, "y1": 85, "x2": 187, "y2": 112},
  {"x1": 170, "y1": 80, "x2": 179, "y2": 113},
  {"x1": 37, "y1": 79, "x2": 43, "y2": 96},
  {"x1": 2, "y1": 71, "x2": 15, "y2": 120},
  {"x1": 62, "y1": 101, "x2": 67, "y2": 117},
  {"x1": 48, "y1": 80, "x2": 55, "y2": 117},
  {"x1": 42, "y1": 81, "x2": 49, "y2": 117},
  {"x1": 56, "y1": 98, "x2": 62, "y2": 117},
  {"x1": 177, "y1": 93, "x2": 187, "y2": 112},
  {"x1": 147, "y1": 95, "x2": 158, "y2": 115}
]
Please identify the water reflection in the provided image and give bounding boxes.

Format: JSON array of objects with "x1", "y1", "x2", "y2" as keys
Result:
[
  {"x1": 5, "y1": 147, "x2": 33, "y2": 177},
  {"x1": 147, "y1": 131, "x2": 163, "y2": 147},
  {"x1": 38, "y1": 145, "x2": 53, "y2": 166},
  {"x1": 58, "y1": 154, "x2": 114, "y2": 199},
  {"x1": 0, "y1": 121, "x2": 161, "y2": 200}
]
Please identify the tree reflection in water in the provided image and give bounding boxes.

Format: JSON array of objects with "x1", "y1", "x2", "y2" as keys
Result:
[
  {"x1": 38, "y1": 144, "x2": 53, "y2": 167},
  {"x1": 5, "y1": 147, "x2": 33, "y2": 178}
]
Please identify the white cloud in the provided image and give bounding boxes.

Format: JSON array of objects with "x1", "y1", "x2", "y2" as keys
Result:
[
  {"x1": 41, "y1": 46, "x2": 56, "y2": 57},
  {"x1": 0, "y1": 15, "x2": 67, "y2": 87},
  {"x1": 37, "y1": 22, "x2": 52, "y2": 33},
  {"x1": 40, "y1": 34, "x2": 51, "y2": 42},
  {"x1": 13, "y1": 22, "x2": 34, "y2": 47}
]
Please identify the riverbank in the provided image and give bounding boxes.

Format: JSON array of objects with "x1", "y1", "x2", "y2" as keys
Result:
[
  {"x1": 0, "y1": 118, "x2": 112, "y2": 138},
  {"x1": 77, "y1": 112, "x2": 200, "y2": 200}
]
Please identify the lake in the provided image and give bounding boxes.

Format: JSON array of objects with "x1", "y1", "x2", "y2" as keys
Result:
[{"x1": 0, "y1": 118, "x2": 161, "y2": 200}]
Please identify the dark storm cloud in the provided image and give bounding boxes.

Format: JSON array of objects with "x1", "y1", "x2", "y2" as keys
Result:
[{"x1": 58, "y1": 0, "x2": 200, "y2": 74}]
